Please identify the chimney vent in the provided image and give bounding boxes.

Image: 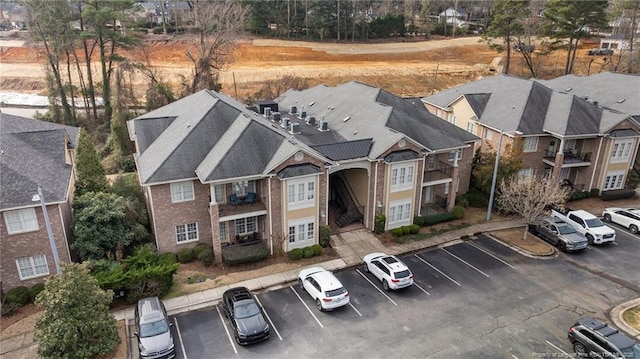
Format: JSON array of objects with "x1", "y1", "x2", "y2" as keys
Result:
[{"x1": 282, "y1": 117, "x2": 291, "y2": 128}]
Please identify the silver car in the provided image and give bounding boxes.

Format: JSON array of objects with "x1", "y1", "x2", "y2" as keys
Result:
[{"x1": 528, "y1": 217, "x2": 588, "y2": 252}]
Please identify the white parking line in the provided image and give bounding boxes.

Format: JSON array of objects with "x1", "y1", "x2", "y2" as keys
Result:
[
  {"x1": 442, "y1": 248, "x2": 490, "y2": 278},
  {"x1": 355, "y1": 269, "x2": 398, "y2": 306},
  {"x1": 545, "y1": 340, "x2": 571, "y2": 357},
  {"x1": 253, "y1": 295, "x2": 282, "y2": 341},
  {"x1": 413, "y1": 254, "x2": 461, "y2": 286},
  {"x1": 612, "y1": 241, "x2": 619, "y2": 246},
  {"x1": 290, "y1": 286, "x2": 324, "y2": 328},
  {"x1": 467, "y1": 241, "x2": 515, "y2": 269},
  {"x1": 216, "y1": 306, "x2": 238, "y2": 354},
  {"x1": 511, "y1": 355, "x2": 519, "y2": 359},
  {"x1": 173, "y1": 317, "x2": 189, "y2": 359},
  {"x1": 348, "y1": 303, "x2": 363, "y2": 316},
  {"x1": 413, "y1": 282, "x2": 431, "y2": 296}
]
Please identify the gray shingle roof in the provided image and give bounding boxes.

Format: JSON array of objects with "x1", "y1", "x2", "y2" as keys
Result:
[
  {"x1": 277, "y1": 164, "x2": 322, "y2": 179},
  {"x1": 311, "y1": 139, "x2": 373, "y2": 161},
  {"x1": 1, "y1": 115, "x2": 77, "y2": 210},
  {"x1": 384, "y1": 149, "x2": 420, "y2": 163}
]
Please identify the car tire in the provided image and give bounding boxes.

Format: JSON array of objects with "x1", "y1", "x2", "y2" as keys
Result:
[
  {"x1": 603, "y1": 214, "x2": 611, "y2": 222},
  {"x1": 528, "y1": 225, "x2": 537, "y2": 235},
  {"x1": 573, "y1": 342, "x2": 588, "y2": 357},
  {"x1": 630, "y1": 224, "x2": 638, "y2": 234},
  {"x1": 363, "y1": 263, "x2": 369, "y2": 273},
  {"x1": 298, "y1": 278, "x2": 304, "y2": 290},
  {"x1": 316, "y1": 299, "x2": 323, "y2": 312},
  {"x1": 557, "y1": 242, "x2": 567, "y2": 252},
  {"x1": 382, "y1": 280, "x2": 390, "y2": 291},
  {"x1": 586, "y1": 234, "x2": 594, "y2": 245}
]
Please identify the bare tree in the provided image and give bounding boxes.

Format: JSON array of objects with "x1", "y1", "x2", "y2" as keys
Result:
[
  {"x1": 183, "y1": 0, "x2": 246, "y2": 95},
  {"x1": 497, "y1": 175, "x2": 570, "y2": 240}
]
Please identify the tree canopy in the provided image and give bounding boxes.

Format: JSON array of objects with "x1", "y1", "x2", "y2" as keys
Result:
[{"x1": 74, "y1": 128, "x2": 109, "y2": 197}]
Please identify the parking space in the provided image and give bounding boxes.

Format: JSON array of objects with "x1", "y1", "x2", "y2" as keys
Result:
[{"x1": 168, "y1": 234, "x2": 638, "y2": 358}]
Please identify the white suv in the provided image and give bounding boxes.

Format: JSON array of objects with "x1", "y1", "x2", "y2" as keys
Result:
[
  {"x1": 363, "y1": 253, "x2": 414, "y2": 291},
  {"x1": 298, "y1": 267, "x2": 349, "y2": 311}
]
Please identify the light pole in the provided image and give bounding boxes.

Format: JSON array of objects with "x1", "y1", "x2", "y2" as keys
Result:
[
  {"x1": 486, "y1": 129, "x2": 504, "y2": 221},
  {"x1": 32, "y1": 186, "x2": 61, "y2": 274}
]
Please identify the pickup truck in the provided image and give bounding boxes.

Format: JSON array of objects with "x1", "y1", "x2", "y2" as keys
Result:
[{"x1": 551, "y1": 207, "x2": 616, "y2": 244}]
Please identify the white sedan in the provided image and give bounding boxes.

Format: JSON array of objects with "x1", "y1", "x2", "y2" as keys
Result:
[
  {"x1": 363, "y1": 252, "x2": 414, "y2": 291},
  {"x1": 603, "y1": 207, "x2": 640, "y2": 234},
  {"x1": 298, "y1": 267, "x2": 349, "y2": 311}
]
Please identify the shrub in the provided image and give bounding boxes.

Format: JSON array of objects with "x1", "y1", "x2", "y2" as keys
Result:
[
  {"x1": 413, "y1": 216, "x2": 425, "y2": 226},
  {"x1": 590, "y1": 188, "x2": 600, "y2": 198},
  {"x1": 401, "y1": 226, "x2": 410, "y2": 235},
  {"x1": 319, "y1": 225, "x2": 331, "y2": 247},
  {"x1": 455, "y1": 195, "x2": 470, "y2": 207},
  {"x1": 5, "y1": 286, "x2": 29, "y2": 306},
  {"x1": 374, "y1": 213, "x2": 386, "y2": 234},
  {"x1": 197, "y1": 246, "x2": 214, "y2": 266},
  {"x1": 601, "y1": 189, "x2": 636, "y2": 201},
  {"x1": 289, "y1": 248, "x2": 304, "y2": 260},
  {"x1": 303, "y1": 246, "x2": 315, "y2": 258},
  {"x1": 177, "y1": 248, "x2": 195, "y2": 263},
  {"x1": 461, "y1": 190, "x2": 488, "y2": 208},
  {"x1": 311, "y1": 244, "x2": 323, "y2": 256},
  {"x1": 222, "y1": 242, "x2": 268, "y2": 266},
  {"x1": 192, "y1": 244, "x2": 209, "y2": 258},
  {"x1": 423, "y1": 212, "x2": 456, "y2": 226},
  {"x1": 1, "y1": 302, "x2": 22, "y2": 317},
  {"x1": 409, "y1": 224, "x2": 420, "y2": 234},
  {"x1": 29, "y1": 283, "x2": 45, "y2": 302},
  {"x1": 452, "y1": 206, "x2": 465, "y2": 219},
  {"x1": 391, "y1": 228, "x2": 404, "y2": 237}
]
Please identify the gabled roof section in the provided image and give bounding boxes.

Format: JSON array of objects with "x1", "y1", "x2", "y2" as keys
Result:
[
  {"x1": 610, "y1": 129, "x2": 639, "y2": 138},
  {"x1": 464, "y1": 93, "x2": 491, "y2": 117},
  {"x1": 311, "y1": 139, "x2": 373, "y2": 161},
  {"x1": 518, "y1": 81, "x2": 552, "y2": 134},
  {"x1": 1, "y1": 113, "x2": 79, "y2": 148},
  {"x1": 565, "y1": 96, "x2": 602, "y2": 136},
  {"x1": 277, "y1": 164, "x2": 322, "y2": 179},
  {"x1": 384, "y1": 149, "x2": 420, "y2": 163}
]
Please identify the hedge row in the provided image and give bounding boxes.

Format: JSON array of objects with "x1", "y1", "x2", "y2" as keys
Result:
[
  {"x1": 222, "y1": 242, "x2": 269, "y2": 266},
  {"x1": 601, "y1": 188, "x2": 636, "y2": 201},
  {"x1": 390, "y1": 224, "x2": 420, "y2": 237},
  {"x1": 289, "y1": 244, "x2": 323, "y2": 260},
  {"x1": 176, "y1": 244, "x2": 214, "y2": 266},
  {"x1": 413, "y1": 212, "x2": 456, "y2": 226},
  {"x1": 1, "y1": 283, "x2": 46, "y2": 317}
]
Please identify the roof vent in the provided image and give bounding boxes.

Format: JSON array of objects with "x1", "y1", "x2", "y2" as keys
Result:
[
  {"x1": 309, "y1": 101, "x2": 315, "y2": 107},
  {"x1": 290, "y1": 105, "x2": 297, "y2": 114},
  {"x1": 264, "y1": 107, "x2": 272, "y2": 118},
  {"x1": 342, "y1": 116, "x2": 351, "y2": 122},
  {"x1": 272, "y1": 112, "x2": 281, "y2": 123},
  {"x1": 282, "y1": 117, "x2": 290, "y2": 128},
  {"x1": 318, "y1": 119, "x2": 329, "y2": 132},
  {"x1": 617, "y1": 98, "x2": 626, "y2": 104},
  {"x1": 306, "y1": 116, "x2": 316, "y2": 126},
  {"x1": 300, "y1": 105, "x2": 306, "y2": 118},
  {"x1": 289, "y1": 122, "x2": 300, "y2": 134},
  {"x1": 565, "y1": 87, "x2": 572, "y2": 92}
]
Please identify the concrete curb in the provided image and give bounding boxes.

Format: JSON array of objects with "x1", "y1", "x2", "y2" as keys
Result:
[
  {"x1": 486, "y1": 233, "x2": 558, "y2": 259},
  {"x1": 609, "y1": 297, "x2": 640, "y2": 341}
]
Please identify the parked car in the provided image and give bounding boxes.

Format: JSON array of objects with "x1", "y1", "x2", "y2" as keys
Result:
[
  {"x1": 134, "y1": 296, "x2": 176, "y2": 359},
  {"x1": 528, "y1": 217, "x2": 588, "y2": 252},
  {"x1": 363, "y1": 252, "x2": 414, "y2": 290},
  {"x1": 568, "y1": 317, "x2": 640, "y2": 358},
  {"x1": 551, "y1": 207, "x2": 616, "y2": 244},
  {"x1": 603, "y1": 207, "x2": 640, "y2": 234},
  {"x1": 298, "y1": 267, "x2": 349, "y2": 311},
  {"x1": 587, "y1": 48, "x2": 614, "y2": 56},
  {"x1": 221, "y1": 287, "x2": 270, "y2": 345}
]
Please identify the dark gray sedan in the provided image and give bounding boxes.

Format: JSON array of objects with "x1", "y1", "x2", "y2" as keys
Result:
[{"x1": 528, "y1": 217, "x2": 588, "y2": 252}]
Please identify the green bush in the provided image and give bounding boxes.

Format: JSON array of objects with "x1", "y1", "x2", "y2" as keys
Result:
[
  {"x1": 197, "y1": 246, "x2": 214, "y2": 266},
  {"x1": 319, "y1": 225, "x2": 331, "y2": 247},
  {"x1": 401, "y1": 226, "x2": 410, "y2": 235},
  {"x1": 1, "y1": 302, "x2": 22, "y2": 317},
  {"x1": 455, "y1": 195, "x2": 470, "y2": 207},
  {"x1": 303, "y1": 246, "x2": 315, "y2": 258},
  {"x1": 311, "y1": 244, "x2": 323, "y2": 256},
  {"x1": 462, "y1": 190, "x2": 488, "y2": 208},
  {"x1": 413, "y1": 216, "x2": 425, "y2": 226},
  {"x1": 409, "y1": 224, "x2": 420, "y2": 234},
  {"x1": 193, "y1": 244, "x2": 211, "y2": 259},
  {"x1": 423, "y1": 212, "x2": 456, "y2": 226},
  {"x1": 177, "y1": 248, "x2": 195, "y2": 263},
  {"x1": 601, "y1": 189, "x2": 636, "y2": 201},
  {"x1": 590, "y1": 188, "x2": 600, "y2": 198},
  {"x1": 452, "y1": 205, "x2": 465, "y2": 219},
  {"x1": 28, "y1": 283, "x2": 45, "y2": 302},
  {"x1": 374, "y1": 213, "x2": 386, "y2": 234},
  {"x1": 222, "y1": 242, "x2": 268, "y2": 266},
  {"x1": 391, "y1": 228, "x2": 403, "y2": 237},
  {"x1": 5, "y1": 286, "x2": 29, "y2": 306},
  {"x1": 288, "y1": 248, "x2": 304, "y2": 260}
]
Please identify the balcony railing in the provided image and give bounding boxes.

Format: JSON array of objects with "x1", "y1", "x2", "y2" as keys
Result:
[
  {"x1": 544, "y1": 150, "x2": 592, "y2": 166},
  {"x1": 424, "y1": 161, "x2": 453, "y2": 182}
]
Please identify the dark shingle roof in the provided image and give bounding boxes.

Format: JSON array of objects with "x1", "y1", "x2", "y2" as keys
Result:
[
  {"x1": 384, "y1": 149, "x2": 421, "y2": 163},
  {"x1": 610, "y1": 129, "x2": 639, "y2": 137},
  {"x1": 465, "y1": 93, "x2": 491, "y2": 117},
  {"x1": 277, "y1": 164, "x2": 322, "y2": 179},
  {"x1": 311, "y1": 139, "x2": 373, "y2": 161}
]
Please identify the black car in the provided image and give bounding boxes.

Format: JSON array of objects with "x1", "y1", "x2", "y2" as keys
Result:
[
  {"x1": 568, "y1": 317, "x2": 640, "y2": 358},
  {"x1": 221, "y1": 287, "x2": 270, "y2": 345},
  {"x1": 528, "y1": 217, "x2": 588, "y2": 252}
]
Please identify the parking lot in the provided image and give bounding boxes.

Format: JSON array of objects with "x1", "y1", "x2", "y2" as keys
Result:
[{"x1": 166, "y1": 227, "x2": 640, "y2": 359}]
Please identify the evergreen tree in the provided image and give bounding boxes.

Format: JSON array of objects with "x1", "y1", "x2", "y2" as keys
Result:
[
  {"x1": 75, "y1": 128, "x2": 108, "y2": 197},
  {"x1": 483, "y1": 0, "x2": 531, "y2": 74}
]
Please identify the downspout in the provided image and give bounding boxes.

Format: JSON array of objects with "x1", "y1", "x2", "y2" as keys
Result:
[
  {"x1": 373, "y1": 160, "x2": 379, "y2": 229},
  {"x1": 417, "y1": 156, "x2": 425, "y2": 217},
  {"x1": 268, "y1": 176, "x2": 273, "y2": 256},
  {"x1": 58, "y1": 205, "x2": 72, "y2": 261},
  {"x1": 589, "y1": 136, "x2": 604, "y2": 191}
]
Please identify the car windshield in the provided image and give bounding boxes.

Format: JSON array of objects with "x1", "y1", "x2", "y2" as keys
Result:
[
  {"x1": 395, "y1": 269, "x2": 412, "y2": 278},
  {"x1": 621, "y1": 343, "x2": 640, "y2": 359},
  {"x1": 234, "y1": 301, "x2": 261, "y2": 319},
  {"x1": 326, "y1": 287, "x2": 347, "y2": 297},
  {"x1": 585, "y1": 218, "x2": 604, "y2": 227},
  {"x1": 557, "y1": 224, "x2": 576, "y2": 235},
  {"x1": 140, "y1": 319, "x2": 169, "y2": 338}
]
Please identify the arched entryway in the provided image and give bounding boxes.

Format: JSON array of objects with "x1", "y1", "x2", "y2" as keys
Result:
[{"x1": 328, "y1": 168, "x2": 368, "y2": 233}]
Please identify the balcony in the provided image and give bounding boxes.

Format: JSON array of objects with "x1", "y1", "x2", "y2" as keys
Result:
[
  {"x1": 217, "y1": 200, "x2": 267, "y2": 221},
  {"x1": 543, "y1": 149, "x2": 592, "y2": 168},
  {"x1": 423, "y1": 161, "x2": 453, "y2": 182}
]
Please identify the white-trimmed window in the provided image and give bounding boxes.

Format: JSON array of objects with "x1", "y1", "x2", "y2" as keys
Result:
[
  {"x1": 523, "y1": 137, "x2": 539, "y2": 153},
  {"x1": 448, "y1": 149, "x2": 462, "y2": 161},
  {"x1": 16, "y1": 255, "x2": 49, "y2": 280},
  {"x1": 214, "y1": 184, "x2": 225, "y2": 203},
  {"x1": 485, "y1": 129, "x2": 493, "y2": 140},
  {"x1": 427, "y1": 156, "x2": 436, "y2": 169},
  {"x1": 517, "y1": 168, "x2": 534, "y2": 182},
  {"x1": 4, "y1": 208, "x2": 38, "y2": 234},
  {"x1": 287, "y1": 177, "x2": 315, "y2": 209},
  {"x1": 219, "y1": 222, "x2": 228, "y2": 243},
  {"x1": 176, "y1": 222, "x2": 198, "y2": 243},
  {"x1": 389, "y1": 200, "x2": 411, "y2": 225},
  {"x1": 449, "y1": 115, "x2": 457, "y2": 125},
  {"x1": 466, "y1": 122, "x2": 475, "y2": 134},
  {"x1": 233, "y1": 180, "x2": 256, "y2": 196},
  {"x1": 170, "y1": 181, "x2": 194, "y2": 203},
  {"x1": 235, "y1": 216, "x2": 257, "y2": 235},
  {"x1": 391, "y1": 163, "x2": 414, "y2": 191},
  {"x1": 610, "y1": 140, "x2": 633, "y2": 162},
  {"x1": 603, "y1": 172, "x2": 625, "y2": 190},
  {"x1": 288, "y1": 217, "x2": 315, "y2": 246}
]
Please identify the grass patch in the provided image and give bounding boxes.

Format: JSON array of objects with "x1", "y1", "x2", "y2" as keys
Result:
[
  {"x1": 492, "y1": 228, "x2": 555, "y2": 256},
  {"x1": 622, "y1": 305, "x2": 640, "y2": 331}
]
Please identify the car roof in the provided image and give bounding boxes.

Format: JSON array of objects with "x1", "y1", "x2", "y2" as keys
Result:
[
  {"x1": 380, "y1": 256, "x2": 409, "y2": 271},
  {"x1": 311, "y1": 270, "x2": 343, "y2": 291},
  {"x1": 575, "y1": 318, "x2": 637, "y2": 349},
  {"x1": 224, "y1": 287, "x2": 252, "y2": 301},
  {"x1": 569, "y1": 210, "x2": 597, "y2": 219}
]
